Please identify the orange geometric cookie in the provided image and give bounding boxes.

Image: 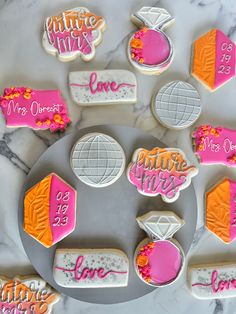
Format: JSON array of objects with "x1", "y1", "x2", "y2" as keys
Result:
[
  {"x1": 192, "y1": 29, "x2": 235, "y2": 91},
  {"x1": 24, "y1": 173, "x2": 76, "y2": 248},
  {"x1": 206, "y1": 177, "x2": 236, "y2": 243}
]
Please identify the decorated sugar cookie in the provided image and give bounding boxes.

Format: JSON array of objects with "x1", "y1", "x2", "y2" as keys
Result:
[
  {"x1": 0, "y1": 87, "x2": 70, "y2": 132},
  {"x1": 192, "y1": 29, "x2": 235, "y2": 91},
  {"x1": 24, "y1": 173, "x2": 76, "y2": 248},
  {"x1": 134, "y1": 211, "x2": 185, "y2": 287},
  {"x1": 54, "y1": 248, "x2": 129, "y2": 288},
  {"x1": 69, "y1": 70, "x2": 137, "y2": 106},
  {"x1": 71, "y1": 133, "x2": 126, "y2": 187},
  {"x1": 127, "y1": 147, "x2": 198, "y2": 202},
  {"x1": 0, "y1": 275, "x2": 59, "y2": 313},
  {"x1": 128, "y1": 7, "x2": 174, "y2": 75},
  {"x1": 152, "y1": 81, "x2": 201, "y2": 129},
  {"x1": 205, "y1": 177, "x2": 236, "y2": 244},
  {"x1": 43, "y1": 7, "x2": 106, "y2": 62},
  {"x1": 192, "y1": 125, "x2": 236, "y2": 166},
  {"x1": 189, "y1": 262, "x2": 236, "y2": 299}
]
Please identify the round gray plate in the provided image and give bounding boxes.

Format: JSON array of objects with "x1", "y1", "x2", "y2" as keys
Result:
[{"x1": 18, "y1": 125, "x2": 197, "y2": 304}]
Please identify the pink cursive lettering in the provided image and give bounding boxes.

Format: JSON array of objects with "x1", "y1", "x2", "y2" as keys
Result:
[
  {"x1": 70, "y1": 72, "x2": 136, "y2": 94},
  {"x1": 55, "y1": 255, "x2": 127, "y2": 281}
]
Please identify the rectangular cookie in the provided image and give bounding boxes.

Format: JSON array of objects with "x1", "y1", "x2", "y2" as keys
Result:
[{"x1": 53, "y1": 248, "x2": 129, "y2": 288}]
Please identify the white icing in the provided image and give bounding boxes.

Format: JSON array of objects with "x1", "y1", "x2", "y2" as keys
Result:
[
  {"x1": 53, "y1": 249, "x2": 129, "y2": 288},
  {"x1": 134, "y1": 7, "x2": 173, "y2": 29},
  {"x1": 153, "y1": 81, "x2": 202, "y2": 129},
  {"x1": 69, "y1": 70, "x2": 137, "y2": 106},
  {"x1": 189, "y1": 263, "x2": 236, "y2": 299},
  {"x1": 70, "y1": 133, "x2": 126, "y2": 188}
]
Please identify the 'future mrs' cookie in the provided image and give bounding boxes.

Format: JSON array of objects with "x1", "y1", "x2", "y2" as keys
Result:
[
  {"x1": 43, "y1": 7, "x2": 106, "y2": 62},
  {"x1": 127, "y1": 147, "x2": 198, "y2": 202}
]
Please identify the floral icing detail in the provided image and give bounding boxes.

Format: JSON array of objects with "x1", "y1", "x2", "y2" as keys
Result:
[
  {"x1": 136, "y1": 242, "x2": 154, "y2": 282},
  {"x1": 0, "y1": 87, "x2": 71, "y2": 132},
  {"x1": 192, "y1": 125, "x2": 236, "y2": 166}
]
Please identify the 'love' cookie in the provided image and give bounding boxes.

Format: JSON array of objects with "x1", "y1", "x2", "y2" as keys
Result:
[
  {"x1": 192, "y1": 29, "x2": 235, "y2": 91},
  {"x1": 127, "y1": 147, "x2": 198, "y2": 202},
  {"x1": 134, "y1": 211, "x2": 185, "y2": 287},
  {"x1": 206, "y1": 177, "x2": 236, "y2": 244},
  {"x1": 0, "y1": 87, "x2": 70, "y2": 132},
  {"x1": 69, "y1": 70, "x2": 137, "y2": 106},
  {"x1": 71, "y1": 133, "x2": 126, "y2": 188},
  {"x1": 189, "y1": 262, "x2": 236, "y2": 299},
  {"x1": 0, "y1": 275, "x2": 59, "y2": 313},
  {"x1": 193, "y1": 125, "x2": 236, "y2": 166},
  {"x1": 128, "y1": 7, "x2": 174, "y2": 75},
  {"x1": 53, "y1": 249, "x2": 129, "y2": 288},
  {"x1": 24, "y1": 173, "x2": 76, "y2": 248},
  {"x1": 152, "y1": 81, "x2": 201, "y2": 129},
  {"x1": 43, "y1": 7, "x2": 106, "y2": 62}
]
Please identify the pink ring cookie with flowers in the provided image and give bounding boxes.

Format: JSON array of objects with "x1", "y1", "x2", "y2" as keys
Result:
[
  {"x1": 134, "y1": 211, "x2": 185, "y2": 287},
  {"x1": 192, "y1": 125, "x2": 236, "y2": 166},
  {"x1": 0, "y1": 87, "x2": 70, "y2": 132},
  {"x1": 128, "y1": 7, "x2": 174, "y2": 75}
]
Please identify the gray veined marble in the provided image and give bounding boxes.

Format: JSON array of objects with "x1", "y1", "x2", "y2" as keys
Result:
[{"x1": 0, "y1": 0, "x2": 236, "y2": 313}]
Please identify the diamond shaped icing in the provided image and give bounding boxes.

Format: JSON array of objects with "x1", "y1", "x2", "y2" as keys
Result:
[
  {"x1": 206, "y1": 177, "x2": 236, "y2": 244},
  {"x1": 137, "y1": 211, "x2": 184, "y2": 240},
  {"x1": 192, "y1": 29, "x2": 235, "y2": 91},
  {"x1": 135, "y1": 7, "x2": 172, "y2": 29},
  {"x1": 24, "y1": 173, "x2": 76, "y2": 248}
]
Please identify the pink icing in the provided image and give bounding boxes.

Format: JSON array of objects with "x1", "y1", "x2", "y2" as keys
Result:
[
  {"x1": 148, "y1": 241, "x2": 182, "y2": 284},
  {"x1": 70, "y1": 72, "x2": 136, "y2": 94},
  {"x1": 193, "y1": 125, "x2": 236, "y2": 166},
  {"x1": 0, "y1": 87, "x2": 70, "y2": 132},
  {"x1": 214, "y1": 30, "x2": 235, "y2": 88},
  {"x1": 192, "y1": 270, "x2": 236, "y2": 293},
  {"x1": 129, "y1": 163, "x2": 187, "y2": 200},
  {"x1": 47, "y1": 30, "x2": 94, "y2": 55},
  {"x1": 141, "y1": 30, "x2": 170, "y2": 65},
  {"x1": 55, "y1": 255, "x2": 127, "y2": 281},
  {"x1": 49, "y1": 174, "x2": 76, "y2": 244},
  {"x1": 230, "y1": 180, "x2": 236, "y2": 242}
]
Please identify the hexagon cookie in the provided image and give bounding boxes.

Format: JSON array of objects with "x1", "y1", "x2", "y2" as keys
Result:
[
  {"x1": 206, "y1": 177, "x2": 236, "y2": 244},
  {"x1": 192, "y1": 29, "x2": 235, "y2": 91},
  {"x1": 24, "y1": 173, "x2": 76, "y2": 248}
]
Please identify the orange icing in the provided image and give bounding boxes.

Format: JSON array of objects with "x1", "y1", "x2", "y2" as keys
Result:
[
  {"x1": 206, "y1": 178, "x2": 230, "y2": 243},
  {"x1": 47, "y1": 10, "x2": 104, "y2": 33},
  {"x1": 24, "y1": 175, "x2": 53, "y2": 247},
  {"x1": 192, "y1": 29, "x2": 216, "y2": 89},
  {"x1": 136, "y1": 255, "x2": 149, "y2": 267}
]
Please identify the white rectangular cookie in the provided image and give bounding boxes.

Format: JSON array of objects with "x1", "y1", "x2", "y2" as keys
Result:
[
  {"x1": 69, "y1": 70, "x2": 137, "y2": 105},
  {"x1": 189, "y1": 262, "x2": 236, "y2": 299},
  {"x1": 53, "y1": 248, "x2": 129, "y2": 288}
]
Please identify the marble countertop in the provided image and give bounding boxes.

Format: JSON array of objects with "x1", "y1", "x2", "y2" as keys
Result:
[{"x1": 0, "y1": 0, "x2": 236, "y2": 313}]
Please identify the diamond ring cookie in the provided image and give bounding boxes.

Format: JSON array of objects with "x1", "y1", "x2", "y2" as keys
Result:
[
  {"x1": 24, "y1": 173, "x2": 76, "y2": 248},
  {"x1": 128, "y1": 7, "x2": 174, "y2": 75},
  {"x1": 69, "y1": 70, "x2": 137, "y2": 106},
  {"x1": 43, "y1": 7, "x2": 106, "y2": 62},
  {"x1": 54, "y1": 249, "x2": 129, "y2": 288},
  {"x1": 134, "y1": 211, "x2": 185, "y2": 287},
  {"x1": 205, "y1": 177, "x2": 236, "y2": 244},
  {"x1": 0, "y1": 275, "x2": 60, "y2": 313},
  {"x1": 152, "y1": 81, "x2": 201, "y2": 129},
  {"x1": 189, "y1": 262, "x2": 236, "y2": 299},
  {"x1": 71, "y1": 133, "x2": 126, "y2": 188},
  {"x1": 192, "y1": 29, "x2": 235, "y2": 91},
  {"x1": 127, "y1": 147, "x2": 198, "y2": 202},
  {"x1": 192, "y1": 125, "x2": 236, "y2": 166},
  {"x1": 0, "y1": 87, "x2": 70, "y2": 132}
]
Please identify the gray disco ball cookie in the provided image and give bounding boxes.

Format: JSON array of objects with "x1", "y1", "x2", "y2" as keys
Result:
[
  {"x1": 153, "y1": 81, "x2": 201, "y2": 129},
  {"x1": 70, "y1": 133, "x2": 126, "y2": 187}
]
